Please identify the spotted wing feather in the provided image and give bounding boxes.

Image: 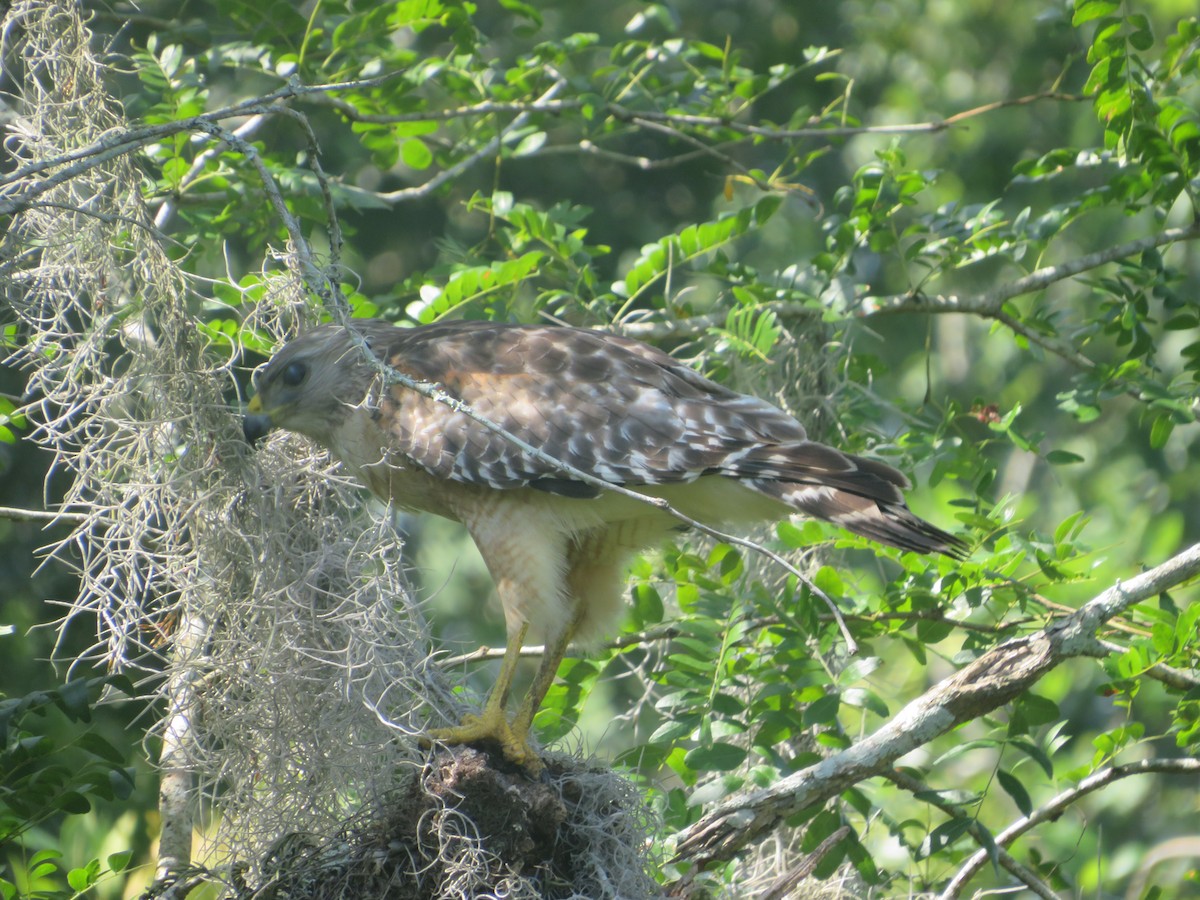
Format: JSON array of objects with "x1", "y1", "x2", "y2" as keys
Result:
[{"x1": 347, "y1": 319, "x2": 963, "y2": 557}]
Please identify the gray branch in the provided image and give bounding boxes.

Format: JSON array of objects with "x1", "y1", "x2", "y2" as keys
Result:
[
  {"x1": 672, "y1": 541, "x2": 1200, "y2": 869},
  {"x1": 939, "y1": 758, "x2": 1200, "y2": 899},
  {"x1": 863, "y1": 220, "x2": 1200, "y2": 320},
  {"x1": 0, "y1": 505, "x2": 89, "y2": 524},
  {"x1": 885, "y1": 769, "x2": 1059, "y2": 900}
]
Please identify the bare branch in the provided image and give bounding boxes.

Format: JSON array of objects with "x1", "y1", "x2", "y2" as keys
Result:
[
  {"x1": 155, "y1": 611, "x2": 207, "y2": 882},
  {"x1": 759, "y1": 826, "x2": 851, "y2": 900},
  {"x1": 938, "y1": 758, "x2": 1200, "y2": 899},
  {"x1": 303, "y1": 93, "x2": 584, "y2": 124},
  {"x1": 153, "y1": 114, "x2": 267, "y2": 230},
  {"x1": 1091, "y1": 636, "x2": 1200, "y2": 691},
  {"x1": 606, "y1": 92, "x2": 1089, "y2": 141},
  {"x1": 618, "y1": 301, "x2": 818, "y2": 341},
  {"x1": 858, "y1": 219, "x2": 1200, "y2": 405},
  {"x1": 439, "y1": 618, "x2": 787, "y2": 668},
  {"x1": 373, "y1": 77, "x2": 569, "y2": 204},
  {"x1": 194, "y1": 119, "x2": 346, "y2": 315},
  {"x1": 623, "y1": 218, "x2": 1200, "y2": 357},
  {"x1": 627, "y1": 114, "x2": 768, "y2": 190},
  {"x1": 304, "y1": 89, "x2": 1085, "y2": 139},
  {"x1": 569, "y1": 139, "x2": 719, "y2": 170},
  {"x1": 0, "y1": 72, "x2": 402, "y2": 191},
  {"x1": 885, "y1": 769, "x2": 1059, "y2": 900},
  {"x1": 672, "y1": 542, "x2": 1200, "y2": 868},
  {"x1": 863, "y1": 220, "x2": 1200, "y2": 321},
  {"x1": 0, "y1": 505, "x2": 89, "y2": 525}
]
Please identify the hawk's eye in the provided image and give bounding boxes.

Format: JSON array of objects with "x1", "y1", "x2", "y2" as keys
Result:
[{"x1": 280, "y1": 361, "x2": 308, "y2": 387}]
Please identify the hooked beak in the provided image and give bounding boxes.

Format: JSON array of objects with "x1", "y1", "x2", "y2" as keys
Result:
[{"x1": 243, "y1": 394, "x2": 273, "y2": 445}]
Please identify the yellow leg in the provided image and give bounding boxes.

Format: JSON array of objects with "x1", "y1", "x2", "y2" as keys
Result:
[
  {"x1": 427, "y1": 623, "x2": 543, "y2": 769},
  {"x1": 509, "y1": 618, "x2": 577, "y2": 744}
]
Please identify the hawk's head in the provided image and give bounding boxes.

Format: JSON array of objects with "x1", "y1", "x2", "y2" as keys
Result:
[{"x1": 243, "y1": 325, "x2": 367, "y2": 446}]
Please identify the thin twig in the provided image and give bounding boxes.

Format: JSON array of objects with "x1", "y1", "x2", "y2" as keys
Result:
[
  {"x1": 628, "y1": 114, "x2": 765, "y2": 188},
  {"x1": 439, "y1": 617, "x2": 788, "y2": 668},
  {"x1": 373, "y1": 77, "x2": 568, "y2": 203},
  {"x1": 0, "y1": 505, "x2": 90, "y2": 525},
  {"x1": 1090, "y1": 636, "x2": 1200, "y2": 691},
  {"x1": 840, "y1": 608, "x2": 1022, "y2": 635},
  {"x1": 618, "y1": 301, "x2": 819, "y2": 341},
  {"x1": 0, "y1": 73, "x2": 401, "y2": 189},
  {"x1": 195, "y1": 120, "x2": 346, "y2": 315},
  {"x1": 885, "y1": 769, "x2": 1060, "y2": 900},
  {"x1": 275, "y1": 106, "x2": 345, "y2": 274},
  {"x1": 938, "y1": 758, "x2": 1200, "y2": 899},
  {"x1": 610, "y1": 91, "x2": 1089, "y2": 141},
  {"x1": 304, "y1": 93, "x2": 584, "y2": 124},
  {"x1": 863, "y1": 220, "x2": 1200, "y2": 321}
]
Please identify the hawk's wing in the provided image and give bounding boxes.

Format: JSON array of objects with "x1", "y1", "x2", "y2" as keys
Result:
[{"x1": 359, "y1": 319, "x2": 816, "y2": 497}]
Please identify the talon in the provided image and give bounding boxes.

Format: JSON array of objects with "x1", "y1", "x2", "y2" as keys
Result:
[{"x1": 426, "y1": 706, "x2": 544, "y2": 774}]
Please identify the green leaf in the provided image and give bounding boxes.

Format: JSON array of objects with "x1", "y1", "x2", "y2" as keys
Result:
[
  {"x1": 77, "y1": 732, "x2": 125, "y2": 765},
  {"x1": 513, "y1": 131, "x2": 547, "y2": 156},
  {"x1": 497, "y1": 0, "x2": 542, "y2": 25},
  {"x1": 401, "y1": 138, "x2": 433, "y2": 170},
  {"x1": 997, "y1": 769, "x2": 1033, "y2": 815},
  {"x1": 841, "y1": 687, "x2": 888, "y2": 717},
  {"x1": 67, "y1": 867, "x2": 92, "y2": 892},
  {"x1": 919, "y1": 817, "x2": 973, "y2": 858},
  {"x1": 1149, "y1": 414, "x2": 1175, "y2": 449},
  {"x1": 687, "y1": 773, "x2": 744, "y2": 806},
  {"x1": 1073, "y1": 1, "x2": 1120, "y2": 26},
  {"x1": 1009, "y1": 738, "x2": 1056, "y2": 779},
  {"x1": 1046, "y1": 449, "x2": 1084, "y2": 465},
  {"x1": 1017, "y1": 693, "x2": 1061, "y2": 727},
  {"x1": 802, "y1": 693, "x2": 840, "y2": 726},
  {"x1": 685, "y1": 741, "x2": 747, "y2": 771},
  {"x1": 631, "y1": 583, "x2": 664, "y2": 627},
  {"x1": 57, "y1": 791, "x2": 91, "y2": 814}
]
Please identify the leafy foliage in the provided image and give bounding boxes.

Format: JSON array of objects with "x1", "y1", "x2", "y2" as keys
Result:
[
  {"x1": 2, "y1": 0, "x2": 1199, "y2": 897},
  {"x1": 0, "y1": 678, "x2": 136, "y2": 899}
]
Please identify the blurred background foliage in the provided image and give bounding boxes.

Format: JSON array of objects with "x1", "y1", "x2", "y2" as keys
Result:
[{"x1": 2, "y1": 0, "x2": 1199, "y2": 896}]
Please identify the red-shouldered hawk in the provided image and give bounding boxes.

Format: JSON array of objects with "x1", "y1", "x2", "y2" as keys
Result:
[{"x1": 243, "y1": 319, "x2": 964, "y2": 771}]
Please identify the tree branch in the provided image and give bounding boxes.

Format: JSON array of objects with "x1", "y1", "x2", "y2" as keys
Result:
[
  {"x1": 606, "y1": 91, "x2": 1089, "y2": 141},
  {"x1": 154, "y1": 610, "x2": 209, "y2": 881},
  {"x1": 671, "y1": 542, "x2": 1200, "y2": 869},
  {"x1": 194, "y1": 119, "x2": 346, "y2": 316},
  {"x1": 302, "y1": 93, "x2": 584, "y2": 124},
  {"x1": 863, "y1": 220, "x2": 1200, "y2": 320},
  {"x1": 1090, "y1": 636, "x2": 1200, "y2": 691},
  {"x1": 0, "y1": 505, "x2": 89, "y2": 524},
  {"x1": 938, "y1": 758, "x2": 1200, "y2": 899},
  {"x1": 372, "y1": 78, "x2": 569, "y2": 204},
  {"x1": 303, "y1": 89, "x2": 1084, "y2": 139},
  {"x1": 884, "y1": 769, "x2": 1059, "y2": 900}
]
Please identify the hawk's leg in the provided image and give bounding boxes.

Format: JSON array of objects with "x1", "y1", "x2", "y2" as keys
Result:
[
  {"x1": 509, "y1": 615, "x2": 578, "y2": 750},
  {"x1": 426, "y1": 622, "x2": 540, "y2": 768}
]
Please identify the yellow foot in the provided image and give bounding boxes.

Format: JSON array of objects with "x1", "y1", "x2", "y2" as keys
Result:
[{"x1": 425, "y1": 707, "x2": 543, "y2": 774}]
